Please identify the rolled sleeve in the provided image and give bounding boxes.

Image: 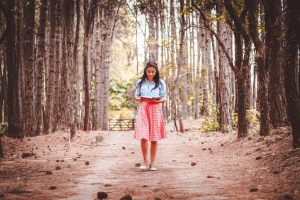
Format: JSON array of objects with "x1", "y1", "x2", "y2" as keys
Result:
[
  {"x1": 134, "y1": 79, "x2": 142, "y2": 99},
  {"x1": 159, "y1": 79, "x2": 167, "y2": 100}
]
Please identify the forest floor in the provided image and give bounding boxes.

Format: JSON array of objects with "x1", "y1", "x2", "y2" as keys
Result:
[{"x1": 0, "y1": 121, "x2": 300, "y2": 200}]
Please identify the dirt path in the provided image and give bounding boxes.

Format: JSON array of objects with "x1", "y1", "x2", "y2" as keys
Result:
[
  {"x1": 67, "y1": 131, "x2": 234, "y2": 200},
  {"x1": 0, "y1": 129, "x2": 299, "y2": 200}
]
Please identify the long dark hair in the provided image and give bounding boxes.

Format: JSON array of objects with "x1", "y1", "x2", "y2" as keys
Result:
[{"x1": 137, "y1": 61, "x2": 161, "y2": 91}]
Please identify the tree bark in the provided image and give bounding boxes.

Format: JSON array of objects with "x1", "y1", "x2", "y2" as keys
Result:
[
  {"x1": 224, "y1": 0, "x2": 251, "y2": 137},
  {"x1": 247, "y1": 0, "x2": 270, "y2": 136},
  {"x1": 178, "y1": 0, "x2": 188, "y2": 119},
  {"x1": 283, "y1": 0, "x2": 300, "y2": 148},
  {"x1": 23, "y1": 0, "x2": 35, "y2": 136},
  {"x1": 263, "y1": 0, "x2": 287, "y2": 128},
  {"x1": 44, "y1": 0, "x2": 56, "y2": 134},
  {"x1": 201, "y1": 28, "x2": 210, "y2": 117},
  {"x1": 70, "y1": 0, "x2": 81, "y2": 138},
  {"x1": 93, "y1": 7, "x2": 101, "y2": 130},
  {"x1": 52, "y1": 0, "x2": 63, "y2": 131},
  {"x1": 35, "y1": 0, "x2": 47, "y2": 135},
  {"x1": 147, "y1": 1, "x2": 158, "y2": 61},
  {"x1": 217, "y1": 5, "x2": 232, "y2": 132},
  {"x1": 6, "y1": 0, "x2": 22, "y2": 137},
  {"x1": 0, "y1": 136, "x2": 3, "y2": 158},
  {"x1": 169, "y1": 0, "x2": 178, "y2": 125}
]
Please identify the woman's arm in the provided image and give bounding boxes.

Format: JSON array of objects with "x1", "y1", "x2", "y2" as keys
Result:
[
  {"x1": 157, "y1": 79, "x2": 167, "y2": 103},
  {"x1": 134, "y1": 79, "x2": 142, "y2": 102}
]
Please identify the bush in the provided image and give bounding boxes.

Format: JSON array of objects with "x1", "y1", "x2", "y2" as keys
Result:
[
  {"x1": 232, "y1": 109, "x2": 260, "y2": 129},
  {"x1": 247, "y1": 109, "x2": 260, "y2": 129},
  {"x1": 0, "y1": 123, "x2": 8, "y2": 136},
  {"x1": 200, "y1": 104, "x2": 220, "y2": 132},
  {"x1": 200, "y1": 116, "x2": 220, "y2": 132}
]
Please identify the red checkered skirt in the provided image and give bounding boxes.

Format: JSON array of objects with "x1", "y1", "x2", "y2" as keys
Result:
[{"x1": 134, "y1": 101, "x2": 167, "y2": 141}]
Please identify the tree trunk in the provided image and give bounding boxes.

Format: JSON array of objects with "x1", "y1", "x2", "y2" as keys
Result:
[
  {"x1": 236, "y1": 72, "x2": 249, "y2": 137},
  {"x1": 201, "y1": 28, "x2": 209, "y2": 116},
  {"x1": 263, "y1": 0, "x2": 287, "y2": 128},
  {"x1": 52, "y1": 0, "x2": 63, "y2": 131},
  {"x1": 83, "y1": 31, "x2": 90, "y2": 131},
  {"x1": 61, "y1": 19, "x2": 68, "y2": 129},
  {"x1": 234, "y1": 35, "x2": 251, "y2": 138},
  {"x1": 100, "y1": 2, "x2": 119, "y2": 130},
  {"x1": 93, "y1": 7, "x2": 101, "y2": 130},
  {"x1": 0, "y1": 53, "x2": 3, "y2": 123},
  {"x1": 35, "y1": 0, "x2": 47, "y2": 135},
  {"x1": 0, "y1": 136, "x2": 3, "y2": 158},
  {"x1": 212, "y1": 33, "x2": 221, "y2": 125},
  {"x1": 6, "y1": 0, "x2": 22, "y2": 137},
  {"x1": 147, "y1": 2, "x2": 157, "y2": 61},
  {"x1": 178, "y1": 0, "x2": 188, "y2": 119},
  {"x1": 217, "y1": 6, "x2": 232, "y2": 132},
  {"x1": 23, "y1": 0, "x2": 35, "y2": 136},
  {"x1": 64, "y1": 0, "x2": 76, "y2": 132},
  {"x1": 247, "y1": 0, "x2": 270, "y2": 136},
  {"x1": 194, "y1": 14, "x2": 201, "y2": 119},
  {"x1": 70, "y1": 0, "x2": 81, "y2": 137},
  {"x1": 44, "y1": 0, "x2": 56, "y2": 134},
  {"x1": 83, "y1": 0, "x2": 92, "y2": 131},
  {"x1": 283, "y1": 0, "x2": 300, "y2": 148},
  {"x1": 169, "y1": 0, "x2": 178, "y2": 125}
]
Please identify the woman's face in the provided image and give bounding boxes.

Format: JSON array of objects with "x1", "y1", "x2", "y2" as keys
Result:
[{"x1": 146, "y1": 66, "x2": 156, "y2": 80}]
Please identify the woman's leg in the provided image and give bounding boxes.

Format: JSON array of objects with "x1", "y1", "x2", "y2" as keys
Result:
[
  {"x1": 150, "y1": 141, "x2": 158, "y2": 166},
  {"x1": 141, "y1": 139, "x2": 148, "y2": 164}
]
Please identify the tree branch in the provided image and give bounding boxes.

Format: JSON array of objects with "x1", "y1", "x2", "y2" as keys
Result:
[
  {"x1": 191, "y1": 2, "x2": 238, "y2": 74},
  {"x1": 223, "y1": 0, "x2": 250, "y2": 43},
  {"x1": 246, "y1": 0, "x2": 263, "y2": 51}
]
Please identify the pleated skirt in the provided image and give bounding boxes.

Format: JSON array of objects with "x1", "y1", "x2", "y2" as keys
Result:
[{"x1": 134, "y1": 101, "x2": 167, "y2": 141}]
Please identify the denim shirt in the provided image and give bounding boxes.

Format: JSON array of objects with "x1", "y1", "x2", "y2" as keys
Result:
[{"x1": 135, "y1": 79, "x2": 167, "y2": 100}]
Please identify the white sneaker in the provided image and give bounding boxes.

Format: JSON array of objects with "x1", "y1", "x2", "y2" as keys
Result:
[
  {"x1": 139, "y1": 161, "x2": 148, "y2": 170},
  {"x1": 139, "y1": 164, "x2": 148, "y2": 170},
  {"x1": 149, "y1": 164, "x2": 157, "y2": 171}
]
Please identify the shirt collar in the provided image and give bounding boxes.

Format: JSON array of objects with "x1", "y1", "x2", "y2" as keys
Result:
[{"x1": 145, "y1": 79, "x2": 155, "y2": 84}]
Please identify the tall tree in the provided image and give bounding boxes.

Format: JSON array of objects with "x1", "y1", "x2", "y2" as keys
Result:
[
  {"x1": 35, "y1": 0, "x2": 47, "y2": 135},
  {"x1": 5, "y1": 0, "x2": 22, "y2": 137},
  {"x1": 217, "y1": 4, "x2": 233, "y2": 132},
  {"x1": 223, "y1": 0, "x2": 251, "y2": 137},
  {"x1": 23, "y1": 0, "x2": 35, "y2": 136},
  {"x1": 263, "y1": 0, "x2": 286, "y2": 128},
  {"x1": 52, "y1": 0, "x2": 63, "y2": 131},
  {"x1": 83, "y1": 0, "x2": 98, "y2": 131},
  {"x1": 201, "y1": 27, "x2": 210, "y2": 117},
  {"x1": 63, "y1": 0, "x2": 76, "y2": 134},
  {"x1": 169, "y1": 0, "x2": 179, "y2": 130},
  {"x1": 177, "y1": 0, "x2": 189, "y2": 120},
  {"x1": 247, "y1": 0, "x2": 270, "y2": 136},
  {"x1": 70, "y1": 0, "x2": 81, "y2": 139},
  {"x1": 192, "y1": 0, "x2": 252, "y2": 137},
  {"x1": 283, "y1": 0, "x2": 300, "y2": 148},
  {"x1": 44, "y1": 0, "x2": 57, "y2": 134}
]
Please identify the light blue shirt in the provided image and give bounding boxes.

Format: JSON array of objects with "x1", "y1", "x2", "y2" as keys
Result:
[{"x1": 135, "y1": 79, "x2": 167, "y2": 100}]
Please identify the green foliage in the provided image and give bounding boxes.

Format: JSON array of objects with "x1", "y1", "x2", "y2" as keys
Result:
[
  {"x1": 200, "y1": 116, "x2": 220, "y2": 132},
  {"x1": 200, "y1": 103, "x2": 220, "y2": 132},
  {"x1": 232, "y1": 112, "x2": 238, "y2": 127},
  {"x1": 246, "y1": 109, "x2": 260, "y2": 129},
  {"x1": 0, "y1": 123, "x2": 8, "y2": 136},
  {"x1": 109, "y1": 78, "x2": 138, "y2": 119},
  {"x1": 232, "y1": 109, "x2": 260, "y2": 129}
]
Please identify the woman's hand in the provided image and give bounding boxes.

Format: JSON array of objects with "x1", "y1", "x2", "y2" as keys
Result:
[
  {"x1": 135, "y1": 97, "x2": 143, "y2": 103},
  {"x1": 151, "y1": 98, "x2": 166, "y2": 104}
]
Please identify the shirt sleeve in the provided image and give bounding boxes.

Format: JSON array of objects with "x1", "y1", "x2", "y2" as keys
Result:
[
  {"x1": 134, "y1": 79, "x2": 142, "y2": 99},
  {"x1": 159, "y1": 79, "x2": 167, "y2": 100}
]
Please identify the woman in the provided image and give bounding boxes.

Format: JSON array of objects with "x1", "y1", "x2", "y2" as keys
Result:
[{"x1": 134, "y1": 61, "x2": 167, "y2": 171}]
